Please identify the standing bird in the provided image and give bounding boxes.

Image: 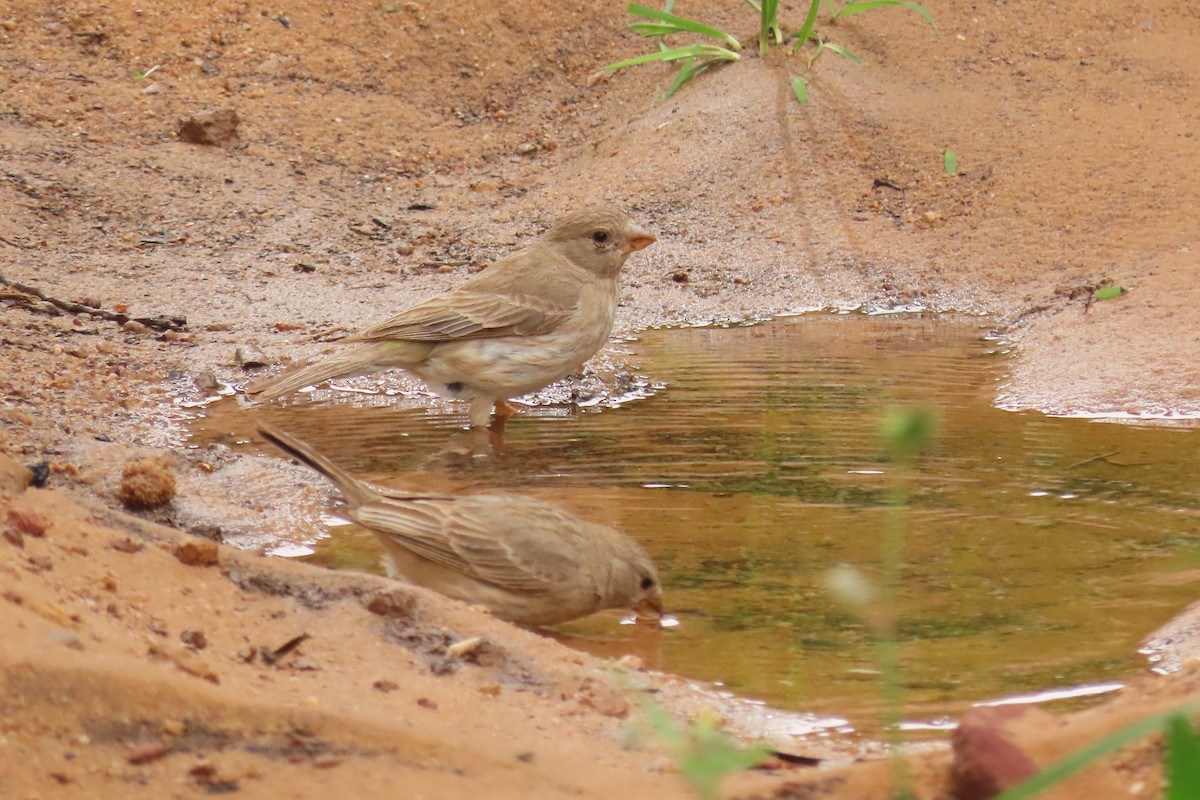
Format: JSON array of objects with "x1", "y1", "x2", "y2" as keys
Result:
[
  {"x1": 259, "y1": 424, "x2": 664, "y2": 627},
  {"x1": 247, "y1": 207, "x2": 656, "y2": 427}
]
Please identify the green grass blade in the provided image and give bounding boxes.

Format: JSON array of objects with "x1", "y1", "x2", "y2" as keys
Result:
[
  {"x1": 833, "y1": 0, "x2": 938, "y2": 34},
  {"x1": 605, "y1": 44, "x2": 739, "y2": 70},
  {"x1": 663, "y1": 57, "x2": 725, "y2": 97},
  {"x1": 630, "y1": 22, "x2": 688, "y2": 36},
  {"x1": 824, "y1": 42, "x2": 864, "y2": 63},
  {"x1": 992, "y1": 705, "x2": 1200, "y2": 800},
  {"x1": 759, "y1": 0, "x2": 780, "y2": 55},
  {"x1": 791, "y1": 0, "x2": 823, "y2": 52},
  {"x1": 1167, "y1": 715, "x2": 1200, "y2": 800},
  {"x1": 664, "y1": 58, "x2": 697, "y2": 97},
  {"x1": 792, "y1": 75, "x2": 809, "y2": 104},
  {"x1": 626, "y1": 3, "x2": 741, "y2": 49}
]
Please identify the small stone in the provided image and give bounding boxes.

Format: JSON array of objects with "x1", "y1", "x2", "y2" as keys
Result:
[
  {"x1": 122, "y1": 320, "x2": 150, "y2": 334},
  {"x1": 373, "y1": 679, "x2": 399, "y2": 693},
  {"x1": 174, "y1": 540, "x2": 219, "y2": 567},
  {"x1": 162, "y1": 719, "x2": 186, "y2": 737},
  {"x1": 193, "y1": 370, "x2": 220, "y2": 392},
  {"x1": 416, "y1": 697, "x2": 438, "y2": 709},
  {"x1": 478, "y1": 682, "x2": 501, "y2": 697},
  {"x1": 515, "y1": 751, "x2": 534, "y2": 763},
  {"x1": 127, "y1": 740, "x2": 168, "y2": 765},
  {"x1": 312, "y1": 754, "x2": 341, "y2": 769},
  {"x1": 181, "y1": 629, "x2": 208, "y2": 650},
  {"x1": 235, "y1": 345, "x2": 269, "y2": 369},
  {"x1": 110, "y1": 537, "x2": 145, "y2": 553}
]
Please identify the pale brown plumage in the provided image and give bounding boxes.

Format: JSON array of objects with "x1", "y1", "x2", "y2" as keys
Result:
[
  {"x1": 247, "y1": 207, "x2": 656, "y2": 427},
  {"x1": 259, "y1": 424, "x2": 664, "y2": 627}
]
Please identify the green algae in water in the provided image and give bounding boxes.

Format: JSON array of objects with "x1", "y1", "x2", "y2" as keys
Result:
[{"x1": 194, "y1": 313, "x2": 1200, "y2": 732}]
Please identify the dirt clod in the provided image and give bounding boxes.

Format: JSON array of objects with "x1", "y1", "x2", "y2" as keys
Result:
[
  {"x1": 117, "y1": 458, "x2": 176, "y2": 509},
  {"x1": 366, "y1": 587, "x2": 418, "y2": 619},
  {"x1": 0, "y1": 454, "x2": 32, "y2": 495},
  {"x1": 177, "y1": 108, "x2": 240, "y2": 146},
  {"x1": 951, "y1": 706, "x2": 1042, "y2": 800},
  {"x1": 173, "y1": 539, "x2": 219, "y2": 567}
]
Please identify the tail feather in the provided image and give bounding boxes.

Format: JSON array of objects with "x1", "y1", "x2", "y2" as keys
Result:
[
  {"x1": 245, "y1": 340, "x2": 430, "y2": 401},
  {"x1": 258, "y1": 424, "x2": 377, "y2": 509}
]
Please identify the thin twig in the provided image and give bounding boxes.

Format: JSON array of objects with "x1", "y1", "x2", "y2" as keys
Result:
[
  {"x1": 1064, "y1": 451, "x2": 1120, "y2": 470},
  {"x1": 0, "y1": 270, "x2": 186, "y2": 331}
]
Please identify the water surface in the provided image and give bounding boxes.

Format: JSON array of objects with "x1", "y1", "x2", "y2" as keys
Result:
[{"x1": 190, "y1": 313, "x2": 1200, "y2": 733}]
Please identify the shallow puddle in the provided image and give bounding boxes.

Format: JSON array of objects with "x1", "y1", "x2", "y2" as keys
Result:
[{"x1": 190, "y1": 313, "x2": 1200, "y2": 735}]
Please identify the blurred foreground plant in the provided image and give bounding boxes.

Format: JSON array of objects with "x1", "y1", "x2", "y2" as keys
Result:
[{"x1": 825, "y1": 406, "x2": 937, "y2": 799}]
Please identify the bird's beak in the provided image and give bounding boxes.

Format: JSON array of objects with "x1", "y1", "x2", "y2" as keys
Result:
[
  {"x1": 625, "y1": 223, "x2": 656, "y2": 253},
  {"x1": 633, "y1": 594, "x2": 664, "y2": 621}
]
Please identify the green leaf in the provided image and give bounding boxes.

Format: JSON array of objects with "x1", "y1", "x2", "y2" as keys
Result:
[
  {"x1": 825, "y1": 42, "x2": 864, "y2": 63},
  {"x1": 605, "y1": 44, "x2": 740, "y2": 70},
  {"x1": 625, "y1": 3, "x2": 741, "y2": 49},
  {"x1": 1093, "y1": 285, "x2": 1127, "y2": 301},
  {"x1": 1167, "y1": 715, "x2": 1200, "y2": 800},
  {"x1": 663, "y1": 56, "x2": 724, "y2": 97},
  {"x1": 833, "y1": 0, "x2": 938, "y2": 35},
  {"x1": 791, "y1": 0, "x2": 823, "y2": 52},
  {"x1": 792, "y1": 75, "x2": 809, "y2": 104},
  {"x1": 944, "y1": 148, "x2": 958, "y2": 175}
]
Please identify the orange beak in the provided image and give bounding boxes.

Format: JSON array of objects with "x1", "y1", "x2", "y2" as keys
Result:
[
  {"x1": 634, "y1": 594, "x2": 664, "y2": 620},
  {"x1": 626, "y1": 223, "x2": 656, "y2": 253}
]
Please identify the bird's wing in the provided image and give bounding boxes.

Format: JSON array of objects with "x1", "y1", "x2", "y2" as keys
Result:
[
  {"x1": 355, "y1": 495, "x2": 580, "y2": 594},
  {"x1": 347, "y1": 246, "x2": 585, "y2": 343}
]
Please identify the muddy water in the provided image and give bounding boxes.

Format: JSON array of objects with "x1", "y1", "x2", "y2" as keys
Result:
[{"x1": 190, "y1": 313, "x2": 1200, "y2": 733}]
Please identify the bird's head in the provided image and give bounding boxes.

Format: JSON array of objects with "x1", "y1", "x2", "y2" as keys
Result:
[
  {"x1": 608, "y1": 546, "x2": 664, "y2": 621},
  {"x1": 543, "y1": 206, "x2": 656, "y2": 278}
]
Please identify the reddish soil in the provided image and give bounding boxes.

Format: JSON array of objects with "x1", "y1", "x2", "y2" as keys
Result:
[{"x1": 2, "y1": 0, "x2": 1199, "y2": 797}]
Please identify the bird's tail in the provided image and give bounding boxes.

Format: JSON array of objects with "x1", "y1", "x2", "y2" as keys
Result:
[
  {"x1": 258, "y1": 424, "x2": 377, "y2": 509},
  {"x1": 245, "y1": 340, "x2": 430, "y2": 401}
]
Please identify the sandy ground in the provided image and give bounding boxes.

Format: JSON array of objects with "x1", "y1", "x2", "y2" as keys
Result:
[{"x1": 2, "y1": 0, "x2": 1199, "y2": 797}]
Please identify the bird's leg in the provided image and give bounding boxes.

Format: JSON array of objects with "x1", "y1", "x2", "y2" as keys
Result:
[
  {"x1": 467, "y1": 396, "x2": 494, "y2": 429},
  {"x1": 493, "y1": 400, "x2": 517, "y2": 421}
]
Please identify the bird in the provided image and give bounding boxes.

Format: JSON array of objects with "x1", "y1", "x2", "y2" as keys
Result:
[
  {"x1": 247, "y1": 206, "x2": 656, "y2": 427},
  {"x1": 258, "y1": 424, "x2": 664, "y2": 627}
]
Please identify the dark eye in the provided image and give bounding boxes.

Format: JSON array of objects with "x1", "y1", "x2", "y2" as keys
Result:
[
  {"x1": 640, "y1": 576, "x2": 655, "y2": 590},
  {"x1": 592, "y1": 230, "x2": 609, "y2": 244}
]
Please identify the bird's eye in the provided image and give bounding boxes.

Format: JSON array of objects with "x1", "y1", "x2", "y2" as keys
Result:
[
  {"x1": 592, "y1": 230, "x2": 609, "y2": 244},
  {"x1": 640, "y1": 576, "x2": 655, "y2": 590}
]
